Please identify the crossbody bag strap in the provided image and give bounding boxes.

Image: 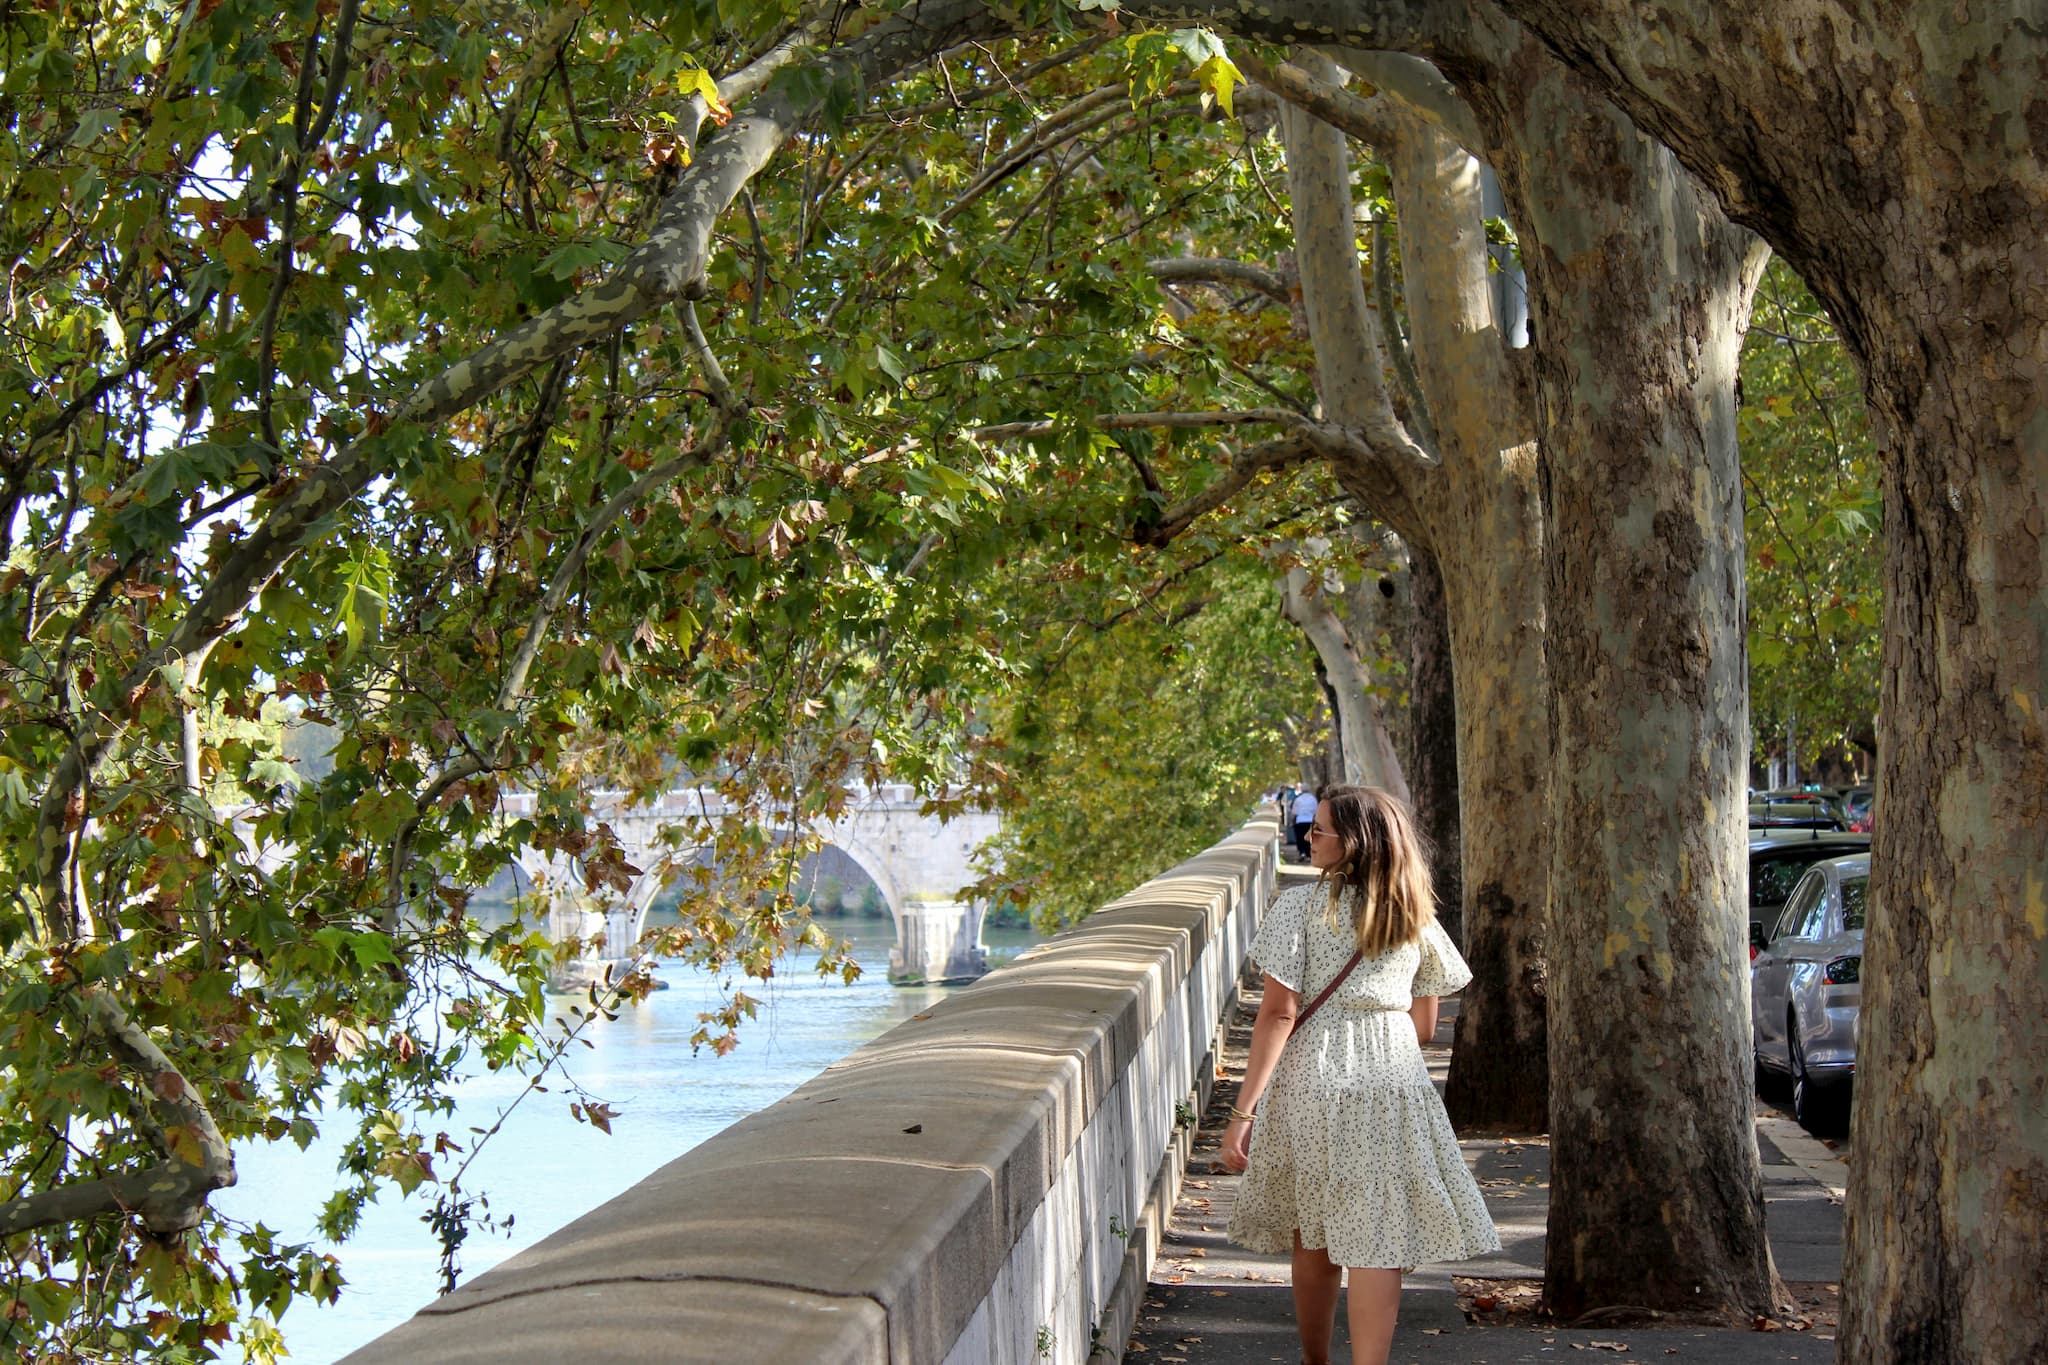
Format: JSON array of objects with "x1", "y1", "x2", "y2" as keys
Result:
[{"x1": 1291, "y1": 949, "x2": 1365, "y2": 1033}]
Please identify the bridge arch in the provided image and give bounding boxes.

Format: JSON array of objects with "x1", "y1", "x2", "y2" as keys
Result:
[{"x1": 513, "y1": 787, "x2": 998, "y2": 989}]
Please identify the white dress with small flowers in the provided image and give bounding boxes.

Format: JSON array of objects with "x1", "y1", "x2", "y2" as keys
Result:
[{"x1": 1226, "y1": 882, "x2": 1501, "y2": 1269}]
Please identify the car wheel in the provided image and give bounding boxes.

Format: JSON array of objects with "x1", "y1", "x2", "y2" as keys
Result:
[{"x1": 1788, "y1": 1016, "x2": 1836, "y2": 1134}]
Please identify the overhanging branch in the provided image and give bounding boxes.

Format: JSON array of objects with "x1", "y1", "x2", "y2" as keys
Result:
[
  {"x1": 0, "y1": 985, "x2": 239, "y2": 1239},
  {"x1": 1325, "y1": 48, "x2": 1486, "y2": 154},
  {"x1": 969, "y1": 408, "x2": 1307, "y2": 442},
  {"x1": 1137, "y1": 432, "x2": 1326, "y2": 547},
  {"x1": 1239, "y1": 50, "x2": 1401, "y2": 149},
  {"x1": 29, "y1": 0, "x2": 1008, "y2": 947},
  {"x1": 1147, "y1": 256, "x2": 1297, "y2": 307}
]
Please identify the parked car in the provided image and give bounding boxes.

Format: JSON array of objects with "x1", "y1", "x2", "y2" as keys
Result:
[
  {"x1": 1841, "y1": 784, "x2": 1876, "y2": 832},
  {"x1": 1748, "y1": 795, "x2": 1846, "y2": 831},
  {"x1": 1751, "y1": 852, "x2": 1868, "y2": 1133},
  {"x1": 1748, "y1": 830, "x2": 1871, "y2": 958}
]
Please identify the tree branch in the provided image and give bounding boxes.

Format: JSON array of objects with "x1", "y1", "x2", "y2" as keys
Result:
[
  {"x1": 1137, "y1": 433, "x2": 1324, "y2": 547},
  {"x1": 1240, "y1": 50, "x2": 1402, "y2": 149},
  {"x1": 255, "y1": 0, "x2": 361, "y2": 454},
  {"x1": 1146, "y1": 255, "x2": 1297, "y2": 307},
  {"x1": 1373, "y1": 216, "x2": 1439, "y2": 455},
  {"x1": 1275, "y1": 50, "x2": 1436, "y2": 538},
  {"x1": 850, "y1": 34, "x2": 1112, "y2": 122},
  {"x1": 0, "y1": 985, "x2": 237, "y2": 1239},
  {"x1": 937, "y1": 82, "x2": 1201, "y2": 228},
  {"x1": 385, "y1": 411, "x2": 740, "y2": 928},
  {"x1": 496, "y1": 6, "x2": 584, "y2": 163},
  {"x1": 1325, "y1": 47, "x2": 1486, "y2": 154},
  {"x1": 1120, "y1": 0, "x2": 1459, "y2": 59},
  {"x1": 28, "y1": 0, "x2": 1008, "y2": 948},
  {"x1": 969, "y1": 408, "x2": 1307, "y2": 441}
]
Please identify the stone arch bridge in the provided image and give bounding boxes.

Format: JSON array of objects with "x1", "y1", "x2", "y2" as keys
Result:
[{"x1": 501, "y1": 784, "x2": 1002, "y2": 990}]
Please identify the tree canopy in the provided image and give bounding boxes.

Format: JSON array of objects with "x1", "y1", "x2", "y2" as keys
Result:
[
  {"x1": 0, "y1": 3, "x2": 1344, "y2": 1350},
  {"x1": 1739, "y1": 260, "x2": 1880, "y2": 774}
]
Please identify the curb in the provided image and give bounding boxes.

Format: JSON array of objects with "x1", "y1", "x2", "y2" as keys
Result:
[{"x1": 1756, "y1": 1114, "x2": 1849, "y2": 1199}]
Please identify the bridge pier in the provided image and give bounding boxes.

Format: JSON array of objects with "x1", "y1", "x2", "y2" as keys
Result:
[
  {"x1": 521, "y1": 851, "x2": 659, "y2": 993},
  {"x1": 888, "y1": 898, "x2": 988, "y2": 985}
]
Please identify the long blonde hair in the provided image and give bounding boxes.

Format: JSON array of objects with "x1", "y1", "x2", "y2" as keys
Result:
[{"x1": 1317, "y1": 785, "x2": 1437, "y2": 955}]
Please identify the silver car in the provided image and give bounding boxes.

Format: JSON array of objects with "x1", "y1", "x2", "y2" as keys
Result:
[{"x1": 1751, "y1": 852, "x2": 1868, "y2": 1132}]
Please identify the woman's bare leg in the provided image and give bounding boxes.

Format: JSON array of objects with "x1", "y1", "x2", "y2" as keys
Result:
[
  {"x1": 1343, "y1": 1267, "x2": 1402, "y2": 1365},
  {"x1": 1290, "y1": 1232, "x2": 1343, "y2": 1364}
]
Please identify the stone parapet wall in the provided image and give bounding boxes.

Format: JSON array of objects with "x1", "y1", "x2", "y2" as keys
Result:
[{"x1": 340, "y1": 816, "x2": 1279, "y2": 1365}]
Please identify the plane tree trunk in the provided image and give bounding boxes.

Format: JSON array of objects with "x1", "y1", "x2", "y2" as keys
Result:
[
  {"x1": 1404, "y1": 547, "x2": 1463, "y2": 947},
  {"x1": 1464, "y1": 3, "x2": 2048, "y2": 1355},
  {"x1": 1276, "y1": 60, "x2": 1552, "y2": 1133},
  {"x1": 1282, "y1": 563, "x2": 1410, "y2": 797},
  {"x1": 1460, "y1": 40, "x2": 1776, "y2": 1318}
]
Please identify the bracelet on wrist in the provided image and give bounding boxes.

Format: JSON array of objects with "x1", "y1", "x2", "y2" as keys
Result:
[{"x1": 1227, "y1": 1105, "x2": 1257, "y2": 1123}]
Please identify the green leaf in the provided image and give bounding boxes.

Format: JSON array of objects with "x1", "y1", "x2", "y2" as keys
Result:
[
  {"x1": 536, "y1": 241, "x2": 624, "y2": 280},
  {"x1": 1167, "y1": 28, "x2": 1227, "y2": 64},
  {"x1": 69, "y1": 106, "x2": 120, "y2": 147},
  {"x1": 247, "y1": 757, "x2": 301, "y2": 792},
  {"x1": 875, "y1": 344, "x2": 909, "y2": 386},
  {"x1": 347, "y1": 933, "x2": 399, "y2": 970},
  {"x1": 332, "y1": 545, "x2": 392, "y2": 661}
]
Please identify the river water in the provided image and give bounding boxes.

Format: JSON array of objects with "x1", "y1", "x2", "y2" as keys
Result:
[{"x1": 216, "y1": 920, "x2": 1039, "y2": 1364}]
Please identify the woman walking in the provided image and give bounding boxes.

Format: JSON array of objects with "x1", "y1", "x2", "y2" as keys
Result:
[{"x1": 1220, "y1": 786, "x2": 1499, "y2": 1365}]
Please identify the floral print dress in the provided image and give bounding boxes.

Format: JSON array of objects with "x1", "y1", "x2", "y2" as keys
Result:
[{"x1": 1226, "y1": 882, "x2": 1502, "y2": 1269}]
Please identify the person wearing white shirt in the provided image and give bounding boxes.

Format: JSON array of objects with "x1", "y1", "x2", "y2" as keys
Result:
[{"x1": 1290, "y1": 788, "x2": 1319, "y2": 861}]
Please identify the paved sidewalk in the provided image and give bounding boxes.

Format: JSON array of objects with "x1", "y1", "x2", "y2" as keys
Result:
[{"x1": 1126, "y1": 994, "x2": 1845, "y2": 1365}]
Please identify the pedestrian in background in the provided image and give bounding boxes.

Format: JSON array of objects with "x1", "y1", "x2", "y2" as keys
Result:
[
  {"x1": 1220, "y1": 785, "x2": 1499, "y2": 1365},
  {"x1": 1290, "y1": 785, "x2": 1318, "y2": 862}
]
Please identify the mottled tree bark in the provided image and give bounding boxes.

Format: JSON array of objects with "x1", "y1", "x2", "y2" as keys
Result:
[
  {"x1": 1283, "y1": 564, "x2": 1410, "y2": 797},
  {"x1": 1464, "y1": 3, "x2": 2048, "y2": 1355},
  {"x1": 1276, "y1": 63, "x2": 1553, "y2": 1132},
  {"x1": 1433, "y1": 528, "x2": 1550, "y2": 1133},
  {"x1": 1467, "y1": 43, "x2": 1776, "y2": 1317},
  {"x1": 1404, "y1": 547, "x2": 1463, "y2": 946},
  {"x1": 1380, "y1": 103, "x2": 1553, "y2": 1136}
]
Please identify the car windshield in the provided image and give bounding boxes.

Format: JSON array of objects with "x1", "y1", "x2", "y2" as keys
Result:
[
  {"x1": 1841, "y1": 876, "x2": 1869, "y2": 931},
  {"x1": 1753, "y1": 853, "x2": 1831, "y2": 909}
]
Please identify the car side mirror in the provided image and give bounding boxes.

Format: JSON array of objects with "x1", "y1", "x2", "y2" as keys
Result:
[{"x1": 1749, "y1": 922, "x2": 1769, "y2": 953}]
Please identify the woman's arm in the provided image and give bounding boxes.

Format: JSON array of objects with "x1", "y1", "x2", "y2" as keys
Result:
[
  {"x1": 1220, "y1": 974, "x2": 1301, "y2": 1172},
  {"x1": 1409, "y1": 994, "x2": 1440, "y2": 1046}
]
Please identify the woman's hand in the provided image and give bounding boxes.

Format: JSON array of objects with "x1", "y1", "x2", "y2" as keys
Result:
[{"x1": 1219, "y1": 1117, "x2": 1252, "y2": 1173}]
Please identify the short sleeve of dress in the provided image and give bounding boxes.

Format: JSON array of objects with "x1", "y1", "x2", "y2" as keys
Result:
[
  {"x1": 1249, "y1": 886, "x2": 1309, "y2": 993},
  {"x1": 1412, "y1": 918, "x2": 1473, "y2": 997}
]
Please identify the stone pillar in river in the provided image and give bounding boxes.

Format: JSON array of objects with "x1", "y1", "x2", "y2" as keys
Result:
[{"x1": 888, "y1": 899, "x2": 989, "y2": 985}]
